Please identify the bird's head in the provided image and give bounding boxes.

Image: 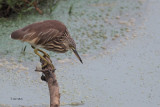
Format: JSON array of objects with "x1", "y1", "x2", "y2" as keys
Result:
[{"x1": 63, "y1": 37, "x2": 83, "y2": 64}]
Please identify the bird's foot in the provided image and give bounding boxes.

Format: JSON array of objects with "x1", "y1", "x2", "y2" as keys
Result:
[
  {"x1": 43, "y1": 53, "x2": 50, "y2": 58},
  {"x1": 42, "y1": 62, "x2": 55, "y2": 70},
  {"x1": 42, "y1": 62, "x2": 48, "y2": 68}
]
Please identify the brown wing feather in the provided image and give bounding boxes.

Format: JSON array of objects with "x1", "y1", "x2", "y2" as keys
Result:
[
  {"x1": 11, "y1": 20, "x2": 66, "y2": 46},
  {"x1": 35, "y1": 28, "x2": 63, "y2": 45}
]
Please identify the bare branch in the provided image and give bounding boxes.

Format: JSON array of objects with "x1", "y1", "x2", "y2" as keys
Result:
[{"x1": 35, "y1": 55, "x2": 60, "y2": 107}]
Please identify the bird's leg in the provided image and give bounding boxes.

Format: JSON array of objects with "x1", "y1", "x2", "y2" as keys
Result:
[
  {"x1": 34, "y1": 49, "x2": 49, "y2": 68},
  {"x1": 34, "y1": 49, "x2": 54, "y2": 69},
  {"x1": 37, "y1": 49, "x2": 50, "y2": 58},
  {"x1": 31, "y1": 46, "x2": 50, "y2": 58}
]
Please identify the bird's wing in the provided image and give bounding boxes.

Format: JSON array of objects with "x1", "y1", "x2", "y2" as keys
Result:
[
  {"x1": 11, "y1": 26, "x2": 64, "y2": 46},
  {"x1": 11, "y1": 20, "x2": 66, "y2": 46},
  {"x1": 23, "y1": 28, "x2": 64, "y2": 46}
]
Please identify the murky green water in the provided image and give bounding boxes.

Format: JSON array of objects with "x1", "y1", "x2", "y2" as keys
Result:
[
  {"x1": 0, "y1": 0, "x2": 144, "y2": 60},
  {"x1": 0, "y1": 0, "x2": 148, "y2": 106}
]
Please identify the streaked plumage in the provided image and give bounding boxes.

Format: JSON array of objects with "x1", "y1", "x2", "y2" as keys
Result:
[{"x1": 11, "y1": 20, "x2": 82, "y2": 63}]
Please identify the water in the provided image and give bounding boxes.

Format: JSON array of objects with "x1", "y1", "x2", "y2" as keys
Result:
[
  {"x1": 1, "y1": 0, "x2": 159, "y2": 107},
  {"x1": 0, "y1": 0, "x2": 144, "y2": 59}
]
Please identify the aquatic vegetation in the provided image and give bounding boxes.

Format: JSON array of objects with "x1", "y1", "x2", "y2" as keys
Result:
[
  {"x1": 0, "y1": 0, "x2": 145, "y2": 61},
  {"x1": 0, "y1": 0, "x2": 58, "y2": 17}
]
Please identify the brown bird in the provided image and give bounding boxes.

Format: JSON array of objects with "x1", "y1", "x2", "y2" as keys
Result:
[{"x1": 11, "y1": 20, "x2": 82, "y2": 67}]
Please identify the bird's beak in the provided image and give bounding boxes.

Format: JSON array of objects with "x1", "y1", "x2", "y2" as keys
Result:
[{"x1": 72, "y1": 48, "x2": 83, "y2": 64}]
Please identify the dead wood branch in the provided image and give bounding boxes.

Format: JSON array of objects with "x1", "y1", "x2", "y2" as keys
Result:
[{"x1": 35, "y1": 55, "x2": 60, "y2": 107}]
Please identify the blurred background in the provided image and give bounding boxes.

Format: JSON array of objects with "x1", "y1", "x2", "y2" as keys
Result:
[{"x1": 0, "y1": 0, "x2": 160, "y2": 107}]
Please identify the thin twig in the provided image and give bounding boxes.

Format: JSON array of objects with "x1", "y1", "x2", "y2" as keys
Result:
[{"x1": 23, "y1": 0, "x2": 43, "y2": 14}]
